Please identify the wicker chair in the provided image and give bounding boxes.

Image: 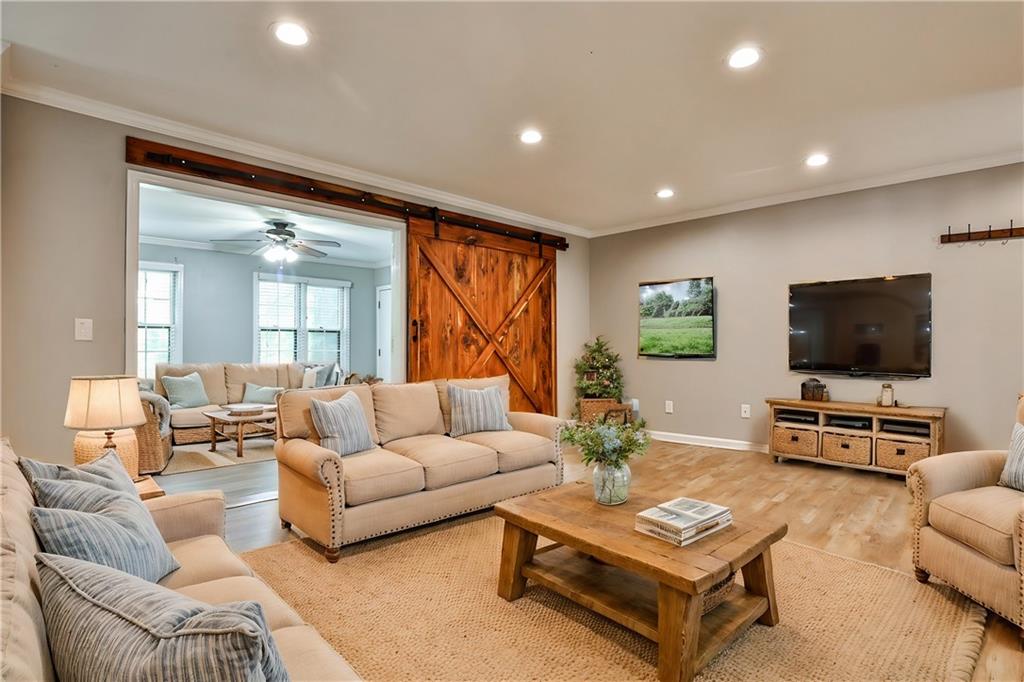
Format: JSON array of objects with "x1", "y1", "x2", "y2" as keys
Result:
[{"x1": 135, "y1": 398, "x2": 172, "y2": 475}]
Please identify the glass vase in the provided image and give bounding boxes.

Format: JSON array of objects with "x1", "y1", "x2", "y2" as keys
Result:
[{"x1": 593, "y1": 462, "x2": 631, "y2": 505}]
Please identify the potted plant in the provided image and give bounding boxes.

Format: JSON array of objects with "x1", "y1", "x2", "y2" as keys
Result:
[
  {"x1": 573, "y1": 337, "x2": 625, "y2": 421},
  {"x1": 562, "y1": 418, "x2": 650, "y2": 505}
]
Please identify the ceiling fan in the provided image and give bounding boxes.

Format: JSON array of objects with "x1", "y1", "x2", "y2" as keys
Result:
[{"x1": 210, "y1": 220, "x2": 341, "y2": 262}]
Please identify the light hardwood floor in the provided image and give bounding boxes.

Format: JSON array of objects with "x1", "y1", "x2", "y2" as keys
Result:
[{"x1": 156, "y1": 440, "x2": 1022, "y2": 680}]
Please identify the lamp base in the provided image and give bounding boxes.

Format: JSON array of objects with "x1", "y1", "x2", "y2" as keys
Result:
[{"x1": 73, "y1": 429, "x2": 139, "y2": 479}]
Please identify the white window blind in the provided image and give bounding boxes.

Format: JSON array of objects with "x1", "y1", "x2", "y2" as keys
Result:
[
  {"x1": 137, "y1": 262, "x2": 183, "y2": 379},
  {"x1": 255, "y1": 274, "x2": 351, "y2": 370}
]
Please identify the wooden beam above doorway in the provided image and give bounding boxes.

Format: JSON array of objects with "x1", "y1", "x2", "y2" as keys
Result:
[{"x1": 125, "y1": 137, "x2": 569, "y2": 251}]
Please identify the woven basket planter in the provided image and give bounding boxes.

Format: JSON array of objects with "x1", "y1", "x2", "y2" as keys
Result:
[
  {"x1": 579, "y1": 398, "x2": 622, "y2": 423},
  {"x1": 701, "y1": 572, "x2": 735, "y2": 614}
]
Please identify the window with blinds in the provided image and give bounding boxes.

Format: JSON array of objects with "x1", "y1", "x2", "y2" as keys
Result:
[
  {"x1": 255, "y1": 274, "x2": 351, "y2": 369},
  {"x1": 137, "y1": 263, "x2": 183, "y2": 379}
]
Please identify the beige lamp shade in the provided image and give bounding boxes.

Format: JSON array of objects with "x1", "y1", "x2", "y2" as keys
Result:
[{"x1": 64, "y1": 375, "x2": 147, "y2": 430}]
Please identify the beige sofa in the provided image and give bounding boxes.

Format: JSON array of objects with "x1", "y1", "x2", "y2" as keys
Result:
[
  {"x1": 275, "y1": 377, "x2": 564, "y2": 561},
  {"x1": 907, "y1": 398, "x2": 1024, "y2": 633},
  {"x1": 155, "y1": 362, "x2": 308, "y2": 444},
  {"x1": 0, "y1": 440, "x2": 360, "y2": 681}
]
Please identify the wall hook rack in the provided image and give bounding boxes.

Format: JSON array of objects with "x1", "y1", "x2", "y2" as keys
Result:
[{"x1": 940, "y1": 218, "x2": 1021, "y2": 245}]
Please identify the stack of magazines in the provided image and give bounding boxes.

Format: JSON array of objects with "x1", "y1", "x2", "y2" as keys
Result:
[{"x1": 635, "y1": 496, "x2": 732, "y2": 547}]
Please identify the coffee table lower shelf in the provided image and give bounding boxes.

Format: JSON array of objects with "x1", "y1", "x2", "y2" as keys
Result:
[{"x1": 522, "y1": 544, "x2": 770, "y2": 677}]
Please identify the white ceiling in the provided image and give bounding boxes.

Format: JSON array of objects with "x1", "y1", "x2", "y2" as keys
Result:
[
  {"x1": 139, "y1": 183, "x2": 394, "y2": 267},
  {"x1": 3, "y1": 2, "x2": 1022, "y2": 236}
]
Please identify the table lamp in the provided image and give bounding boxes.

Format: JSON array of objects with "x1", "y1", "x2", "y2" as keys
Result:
[{"x1": 64, "y1": 375, "x2": 146, "y2": 479}]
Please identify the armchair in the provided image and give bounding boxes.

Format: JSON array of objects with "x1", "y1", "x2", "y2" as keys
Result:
[{"x1": 907, "y1": 410, "x2": 1023, "y2": 633}]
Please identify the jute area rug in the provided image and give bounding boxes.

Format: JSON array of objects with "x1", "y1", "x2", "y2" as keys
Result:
[
  {"x1": 161, "y1": 438, "x2": 276, "y2": 475},
  {"x1": 243, "y1": 514, "x2": 985, "y2": 682}
]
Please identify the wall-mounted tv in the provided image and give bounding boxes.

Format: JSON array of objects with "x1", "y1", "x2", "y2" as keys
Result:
[
  {"x1": 789, "y1": 273, "x2": 931, "y2": 378},
  {"x1": 639, "y1": 277, "x2": 716, "y2": 358}
]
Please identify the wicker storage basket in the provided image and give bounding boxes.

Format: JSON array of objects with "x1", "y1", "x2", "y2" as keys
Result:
[
  {"x1": 771, "y1": 426, "x2": 818, "y2": 457},
  {"x1": 701, "y1": 573, "x2": 735, "y2": 614},
  {"x1": 821, "y1": 433, "x2": 871, "y2": 465},
  {"x1": 579, "y1": 398, "x2": 622, "y2": 422},
  {"x1": 876, "y1": 438, "x2": 930, "y2": 471}
]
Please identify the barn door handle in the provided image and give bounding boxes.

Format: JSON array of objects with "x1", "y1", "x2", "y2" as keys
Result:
[
  {"x1": 896, "y1": 447, "x2": 906, "y2": 456},
  {"x1": 411, "y1": 319, "x2": 419, "y2": 342},
  {"x1": 840, "y1": 442, "x2": 850, "y2": 449},
  {"x1": 790, "y1": 435, "x2": 799, "y2": 442}
]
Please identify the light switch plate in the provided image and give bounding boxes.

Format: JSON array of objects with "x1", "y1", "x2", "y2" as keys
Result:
[
  {"x1": 664, "y1": 400, "x2": 674, "y2": 414},
  {"x1": 74, "y1": 318, "x2": 93, "y2": 341},
  {"x1": 741, "y1": 403, "x2": 751, "y2": 419}
]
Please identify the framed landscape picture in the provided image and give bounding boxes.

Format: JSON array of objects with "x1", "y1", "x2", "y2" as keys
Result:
[{"x1": 638, "y1": 277, "x2": 716, "y2": 358}]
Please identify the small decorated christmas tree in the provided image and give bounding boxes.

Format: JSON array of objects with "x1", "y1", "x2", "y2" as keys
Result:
[{"x1": 574, "y1": 337, "x2": 624, "y2": 405}]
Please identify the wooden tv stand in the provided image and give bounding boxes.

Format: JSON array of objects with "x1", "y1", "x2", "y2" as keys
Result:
[{"x1": 765, "y1": 398, "x2": 946, "y2": 476}]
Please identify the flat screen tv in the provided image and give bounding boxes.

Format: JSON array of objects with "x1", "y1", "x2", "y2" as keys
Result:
[
  {"x1": 789, "y1": 273, "x2": 931, "y2": 377},
  {"x1": 639, "y1": 277, "x2": 716, "y2": 358}
]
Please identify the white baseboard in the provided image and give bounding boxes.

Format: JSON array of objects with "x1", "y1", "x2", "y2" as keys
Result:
[{"x1": 648, "y1": 430, "x2": 769, "y2": 454}]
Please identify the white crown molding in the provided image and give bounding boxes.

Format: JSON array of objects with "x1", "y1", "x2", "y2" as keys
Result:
[
  {"x1": 4, "y1": 78, "x2": 1020, "y2": 240},
  {"x1": 594, "y1": 149, "x2": 1024, "y2": 237},
  {"x1": 1, "y1": 78, "x2": 590, "y2": 238},
  {"x1": 139, "y1": 234, "x2": 387, "y2": 269},
  {"x1": 647, "y1": 429, "x2": 769, "y2": 454}
]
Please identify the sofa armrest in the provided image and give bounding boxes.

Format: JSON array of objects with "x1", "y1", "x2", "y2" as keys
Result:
[
  {"x1": 145, "y1": 491, "x2": 225, "y2": 543},
  {"x1": 508, "y1": 412, "x2": 565, "y2": 442},
  {"x1": 275, "y1": 438, "x2": 345, "y2": 490},
  {"x1": 907, "y1": 450, "x2": 1008, "y2": 516}
]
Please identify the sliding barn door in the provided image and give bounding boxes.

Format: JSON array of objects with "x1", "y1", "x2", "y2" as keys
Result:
[{"x1": 407, "y1": 217, "x2": 557, "y2": 414}]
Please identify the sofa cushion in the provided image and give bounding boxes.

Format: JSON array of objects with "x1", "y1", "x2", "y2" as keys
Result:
[
  {"x1": 156, "y1": 363, "x2": 228, "y2": 405},
  {"x1": 311, "y1": 392, "x2": 375, "y2": 457},
  {"x1": 161, "y1": 372, "x2": 211, "y2": 409},
  {"x1": 175, "y1": 576, "x2": 305, "y2": 632},
  {"x1": 245, "y1": 382, "x2": 285, "y2": 405},
  {"x1": 384, "y1": 435, "x2": 498, "y2": 490},
  {"x1": 371, "y1": 382, "x2": 446, "y2": 444},
  {"x1": 160, "y1": 534, "x2": 254, "y2": 589},
  {"x1": 278, "y1": 384, "x2": 380, "y2": 444},
  {"x1": 343, "y1": 448, "x2": 425, "y2": 506},
  {"x1": 170, "y1": 404, "x2": 221, "y2": 428},
  {"x1": 458, "y1": 430, "x2": 555, "y2": 473},
  {"x1": 435, "y1": 375, "x2": 511, "y2": 434},
  {"x1": 18, "y1": 450, "x2": 137, "y2": 496},
  {"x1": 273, "y1": 625, "x2": 362, "y2": 681},
  {"x1": 998, "y1": 421, "x2": 1024, "y2": 491},
  {"x1": 226, "y1": 363, "x2": 295, "y2": 403},
  {"x1": 31, "y1": 479, "x2": 179, "y2": 582},
  {"x1": 36, "y1": 553, "x2": 288, "y2": 682},
  {"x1": 447, "y1": 384, "x2": 512, "y2": 438},
  {"x1": 929, "y1": 486, "x2": 1024, "y2": 566},
  {"x1": 1, "y1": 533, "x2": 55, "y2": 682}
]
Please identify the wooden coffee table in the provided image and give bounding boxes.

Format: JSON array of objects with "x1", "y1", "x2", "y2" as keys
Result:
[
  {"x1": 495, "y1": 476, "x2": 787, "y2": 682},
  {"x1": 202, "y1": 409, "x2": 277, "y2": 458}
]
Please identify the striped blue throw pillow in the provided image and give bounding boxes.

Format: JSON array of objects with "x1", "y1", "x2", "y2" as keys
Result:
[
  {"x1": 30, "y1": 479, "x2": 179, "y2": 582},
  {"x1": 37, "y1": 553, "x2": 289, "y2": 682},
  {"x1": 448, "y1": 384, "x2": 512, "y2": 438},
  {"x1": 998, "y1": 422, "x2": 1024, "y2": 491},
  {"x1": 18, "y1": 450, "x2": 138, "y2": 497},
  {"x1": 310, "y1": 391, "x2": 375, "y2": 456}
]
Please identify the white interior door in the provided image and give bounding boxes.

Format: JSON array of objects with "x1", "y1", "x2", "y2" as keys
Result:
[{"x1": 376, "y1": 286, "x2": 393, "y2": 382}]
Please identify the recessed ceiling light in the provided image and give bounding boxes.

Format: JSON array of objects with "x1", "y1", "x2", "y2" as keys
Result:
[
  {"x1": 274, "y1": 22, "x2": 309, "y2": 46},
  {"x1": 519, "y1": 129, "x2": 543, "y2": 145},
  {"x1": 656, "y1": 188, "x2": 675, "y2": 199},
  {"x1": 727, "y1": 46, "x2": 761, "y2": 70},
  {"x1": 805, "y1": 152, "x2": 830, "y2": 167}
]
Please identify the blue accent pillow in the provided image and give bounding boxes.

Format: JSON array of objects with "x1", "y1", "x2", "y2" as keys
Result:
[
  {"x1": 30, "y1": 478, "x2": 180, "y2": 582},
  {"x1": 160, "y1": 372, "x2": 210, "y2": 409},
  {"x1": 243, "y1": 382, "x2": 284, "y2": 405},
  {"x1": 310, "y1": 392, "x2": 374, "y2": 456},
  {"x1": 448, "y1": 384, "x2": 512, "y2": 438},
  {"x1": 18, "y1": 451, "x2": 137, "y2": 496},
  {"x1": 37, "y1": 553, "x2": 289, "y2": 682}
]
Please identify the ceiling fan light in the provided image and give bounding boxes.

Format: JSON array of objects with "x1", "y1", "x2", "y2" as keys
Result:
[
  {"x1": 284, "y1": 249, "x2": 299, "y2": 263},
  {"x1": 264, "y1": 245, "x2": 288, "y2": 262}
]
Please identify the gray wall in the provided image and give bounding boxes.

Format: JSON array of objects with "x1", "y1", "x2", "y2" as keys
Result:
[
  {"x1": 590, "y1": 163, "x2": 1024, "y2": 453},
  {"x1": 0, "y1": 96, "x2": 589, "y2": 462},
  {"x1": 139, "y1": 243, "x2": 379, "y2": 371}
]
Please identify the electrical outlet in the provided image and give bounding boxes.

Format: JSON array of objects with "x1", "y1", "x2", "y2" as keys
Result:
[
  {"x1": 741, "y1": 403, "x2": 751, "y2": 419},
  {"x1": 74, "y1": 318, "x2": 93, "y2": 341},
  {"x1": 664, "y1": 400, "x2": 674, "y2": 414},
  {"x1": 630, "y1": 398, "x2": 640, "y2": 412}
]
